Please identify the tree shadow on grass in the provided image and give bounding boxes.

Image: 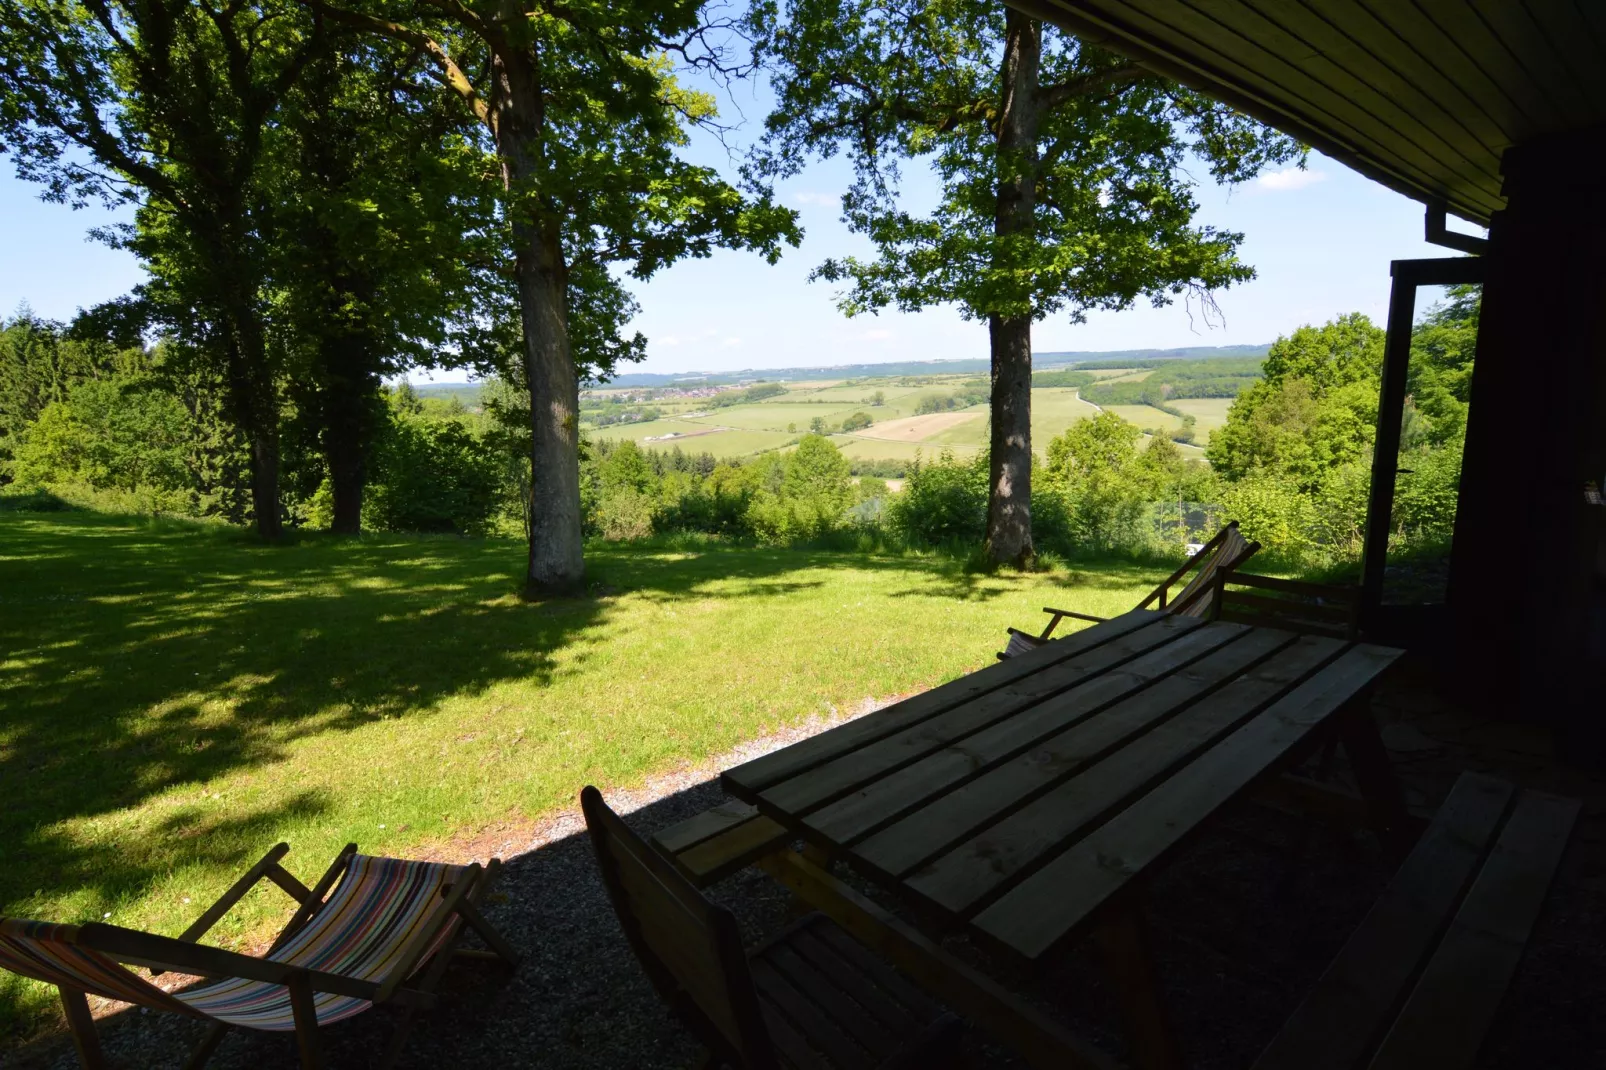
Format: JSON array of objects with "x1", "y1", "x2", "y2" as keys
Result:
[{"x1": 0, "y1": 512, "x2": 1051, "y2": 955}]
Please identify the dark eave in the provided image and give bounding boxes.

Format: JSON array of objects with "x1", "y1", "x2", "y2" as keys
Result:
[{"x1": 1008, "y1": 0, "x2": 1606, "y2": 227}]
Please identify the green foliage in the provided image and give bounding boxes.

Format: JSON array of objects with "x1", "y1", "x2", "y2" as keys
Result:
[
  {"x1": 1203, "y1": 302, "x2": 1476, "y2": 567},
  {"x1": 0, "y1": 310, "x2": 125, "y2": 481},
  {"x1": 712, "y1": 382, "x2": 788, "y2": 408},
  {"x1": 1040, "y1": 411, "x2": 1153, "y2": 551},
  {"x1": 1030, "y1": 370, "x2": 1096, "y2": 389},
  {"x1": 887, "y1": 450, "x2": 990, "y2": 547},
  {"x1": 840, "y1": 411, "x2": 874, "y2": 432},
  {"x1": 1080, "y1": 357, "x2": 1263, "y2": 410},
  {"x1": 914, "y1": 387, "x2": 988, "y2": 415},
  {"x1": 12, "y1": 377, "x2": 194, "y2": 513},
  {"x1": 362, "y1": 408, "x2": 503, "y2": 536},
  {"x1": 1208, "y1": 314, "x2": 1386, "y2": 485},
  {"x1": 750, "y1": 0, "x2": 1301, "y2": 326}
]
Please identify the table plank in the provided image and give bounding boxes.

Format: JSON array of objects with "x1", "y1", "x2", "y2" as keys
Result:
[
  {"x1": 971, "y1": 643, "x2": 1403, "y2": 960},
  {"x1": 854, "y1": 627, "x2": 1309, "y2": 884},
  {"x1": 756, "y1": 615, "x2": 1210, "y2": 817},
  {"x1": 898, "y1": 635, "x2": 1345, "y2": 914},
  {"x1": 1250, "y1": 772, "x2": 1515, "y2": 1070},
  {"x1": 722, "y1": 610, "x2": 1170, "y2": 799},
  {"x1": 1367, "y1": 789, "x2": 1581, "y2": 1070},
  {"x1": 800, "y1": 622, "x2": 1255, "y2": 846}
]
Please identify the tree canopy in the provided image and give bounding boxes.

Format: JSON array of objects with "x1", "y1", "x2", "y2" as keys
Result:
[{"x1": 749, "y1": 0, "x2": 1301, "y2": 564}]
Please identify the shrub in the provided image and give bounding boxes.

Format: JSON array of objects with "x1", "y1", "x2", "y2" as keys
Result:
[
  {"x1": 888, "y1": 449, "x2": 988, "y2": 547},
  {"x1": 12, "y1": 377, "x2": 196, "y2": 514},
  {"x1": 840, "y1": 411, "x2": 873, "y2": 432},
  {"x1": 366, "y1": 417, "x2": 502, "y2": 535}
]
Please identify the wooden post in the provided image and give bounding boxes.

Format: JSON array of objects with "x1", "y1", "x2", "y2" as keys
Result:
[
  {"x1": 1091, "y1": 900, "x2": 1184, "y2": 1070},
  {"x1": 286, "y1": 971, "x2": 323, "y2": 1070},
  {"x1": 758, "y1": 849, "x2": 1119, "y2": 1070},
  {"x1": 1336, "y1": 700, "x2": 1415, "y2": 861},
  {"x1": 58, "y1": 987, "x2": 104, "y2": 1070}
]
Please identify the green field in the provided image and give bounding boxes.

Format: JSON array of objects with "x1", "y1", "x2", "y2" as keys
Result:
[
  {"x1": 1171, "y1": 397, "x2": 1235, "y2": 440},
  {"x1": 585, "y1": 364, "x2": 1245, "y2": 466},
  {"x1": 0, "y1": 507, "x2": 1157, "y2": 1038}
]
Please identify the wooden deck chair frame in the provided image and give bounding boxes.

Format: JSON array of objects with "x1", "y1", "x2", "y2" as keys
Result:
[
  {"x1": 1002, "y1": 522, "x2": 1261, "y2": 656},
  {"x1": 1209, "y1": 571, "x2": 1362, "y2": 641},
  {"x1": 581, "y1": 786, "x2": 780, "y2": 1070},
  {"x1": 6, "y1": 842, "x2": 520, "y2": 1070}
]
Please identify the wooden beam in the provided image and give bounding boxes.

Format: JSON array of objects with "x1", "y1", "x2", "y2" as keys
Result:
[{"x1": 757, "y1": 849, "x2": 1121, "y2": 1070}]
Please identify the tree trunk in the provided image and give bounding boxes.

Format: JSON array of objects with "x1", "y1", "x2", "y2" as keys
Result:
[
  {"x1": 249, "y1": 429, "x2": 283, "y2": 539},
  {"x1": 326, "y1": 402, "x2": 366, "y2": 535},
  {"x1": 225, "y1": 316, "x2": 283, "y2": 541},
  {"x1": 518, "y1": 221, "x2": 584, "y2": 593},
  {"x1": 494, "y1": 42, "x2": 585, "y2": 596},
  {"x1": 985, "y1": 10, "x2": 1042, "y2": 568}
]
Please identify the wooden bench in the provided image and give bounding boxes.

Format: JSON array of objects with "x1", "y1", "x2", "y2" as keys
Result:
[
  {"x1": 650, "y1": 801, "x2": 791, "y2": 888},
  {"x1": 1254, "y1": 771, "x2": 1579, "y2": 1070}
]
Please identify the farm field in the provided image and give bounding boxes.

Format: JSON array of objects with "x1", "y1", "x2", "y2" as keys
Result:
[
  {"x1": 0, "y1": 507, "x2": 1157, "y2": 1038},
  {"x1": 586, "y1": 360, "x2": 1255, "y2": 465},
  {"x1": 1101, "y1": 403, "x2": 1187, "y2": 435},
  {"x1": 1170, "y1": 397, "x2": 1235, "y2": 439}
]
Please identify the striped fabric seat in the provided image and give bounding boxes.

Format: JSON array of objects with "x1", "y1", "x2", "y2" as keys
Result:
[
  {"x1": 175, "y1": 855, "x2": 464, "y2": 1030},
  {"x1": 1002, "y1": 629, "x2": 1045, "y2": 658},
  {"x1": 1166, "y1": 523, "x2": 1250, "y2": 618},
  {"x1": 0, "y1": 843, "x2": 516, "y2": 1070},
  {"x1": 0, "y1": 919, "x2": 201, "y2": 1017}
]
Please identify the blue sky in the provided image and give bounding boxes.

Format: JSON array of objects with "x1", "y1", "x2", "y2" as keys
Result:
[{"x1": 0, "y1": 76, "x2": 1480, "y2": 379}]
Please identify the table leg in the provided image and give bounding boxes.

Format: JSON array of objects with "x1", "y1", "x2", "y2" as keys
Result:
[
  {"x1": 1334, "y1": 699, "x2": 1414, "y2": 860},
  {"x1": 1091, "y1": 900, "x2": 1183, "y2": 1070},
  {"x1": 758, "y1": 849, "x2": 1119, "y2": 1070}
]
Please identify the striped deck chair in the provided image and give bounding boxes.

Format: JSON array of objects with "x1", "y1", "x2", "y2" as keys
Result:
[
  {"x1": 0, "y1": 843, "x2": 520, "y2": 1069},
  {"x1": 999, "y1": 521, "x2": 1262, "y2": 658}
]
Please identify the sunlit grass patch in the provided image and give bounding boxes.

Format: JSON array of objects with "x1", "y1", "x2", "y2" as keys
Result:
[{"x1": 0, "y1": 509, "x2": 1157, "y2": 1043}]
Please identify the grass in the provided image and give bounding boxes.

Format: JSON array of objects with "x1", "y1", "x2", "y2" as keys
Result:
[{"x1": 0, "y1": 507, "x2": 1158, "y2": 1041}]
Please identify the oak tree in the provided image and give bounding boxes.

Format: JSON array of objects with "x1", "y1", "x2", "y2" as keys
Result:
[
  {"x1": 321, "y1": 0, "x2": 801, "y2": 593},
  {"x1": 750, "y1": 0, "x2": 1301, "y2": 564}
]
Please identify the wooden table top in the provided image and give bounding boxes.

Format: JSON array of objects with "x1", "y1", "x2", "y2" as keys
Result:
[{"x1": 722, "y1": 609, "x2": 1405, "y2": 963}]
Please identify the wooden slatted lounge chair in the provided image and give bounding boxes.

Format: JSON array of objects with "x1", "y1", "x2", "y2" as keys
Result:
[
  {"x1": 999, "y1": 521, "x2": 1261, "y2": 658},
  {"x1": 1211, "y1": 572, "x2": 1361, "y2": 640},
  {"x1": 581, "y1": 786, "x2": 961, "y2": 1069},
  {"x1": 0, "y1": 843, "x2": 520, "y2": 1070}
]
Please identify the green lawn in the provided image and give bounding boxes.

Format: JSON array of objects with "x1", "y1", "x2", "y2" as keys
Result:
[{"x1": 0, "y1": 507, "x2": 1157, "y2": 1039}]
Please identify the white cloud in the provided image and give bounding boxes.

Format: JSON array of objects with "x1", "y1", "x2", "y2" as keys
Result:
[
  {"x1": 859, "y1": 328, "x2": 895, "y2": 341},
  {"x1": 1256, "y1": 167, "x2": 1327, "y2": 191},
  {"x1": 721, "y1": 336, "x2": 743, "y2": 347},
  {"x1": 793, "y1": 191, "x2": 840, "y2": 207},
  {"x1": 656, "y1": 335, "x2": 682, "y2": 347}
]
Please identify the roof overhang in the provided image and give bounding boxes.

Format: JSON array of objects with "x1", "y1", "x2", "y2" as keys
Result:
[{"x1": 1008, "y1": 0, "x2": 1606, "y2": 227}]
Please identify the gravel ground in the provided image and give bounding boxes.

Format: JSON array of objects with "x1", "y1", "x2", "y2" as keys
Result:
[{"x1": 8, "y1": 665, "x2": 1606, "y2": 1069}]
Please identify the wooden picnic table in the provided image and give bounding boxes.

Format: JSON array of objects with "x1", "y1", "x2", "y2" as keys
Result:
[{"x1": 720, "y1": 608, "x2": 1411, "y2": 1069}]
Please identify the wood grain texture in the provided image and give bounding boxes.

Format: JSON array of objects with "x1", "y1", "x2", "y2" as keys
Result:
[
  {"x1": 757, "y1": 615, "x2": 1206, "y2": 816},
  {"x1": 970, "y1": 643, "x2": 1401, "y2": 959},
  {"x1": 897, "y1": 635, "x2": 1340, "y2": 915},
  {"x1": 723, "y1": 610, "x2": 1168, "y2": 797},
  {"x1": 1366, "y1": 789, "x2": 1581, "y2": 1070},
  {"x1": 1251, "y1": 772, "x2": 1515, "y2": 1070},
  {"x1": 802, "y1": 623, "x2": 1254, "y2": 847}
]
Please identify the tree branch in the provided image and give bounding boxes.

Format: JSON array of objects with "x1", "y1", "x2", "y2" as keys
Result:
[
  {"x1": 1035, "y1": 64, "x2": 1142, "y2": 110},
  {"x1": 310, "y1": 2, "x2": 494, "y2": 135}
]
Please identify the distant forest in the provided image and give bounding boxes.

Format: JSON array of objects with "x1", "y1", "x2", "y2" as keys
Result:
[{"x1": 598, "y1": 344, "x2": 1271, "y2": 389}]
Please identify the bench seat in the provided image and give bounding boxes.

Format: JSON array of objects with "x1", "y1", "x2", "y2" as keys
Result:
[
  {"x1": 651, "y1": 800, "x2": 792, "y2": 888},
  {"x1": 1254, "y1": 771, "x2": 1579, "y2": 1070}
]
